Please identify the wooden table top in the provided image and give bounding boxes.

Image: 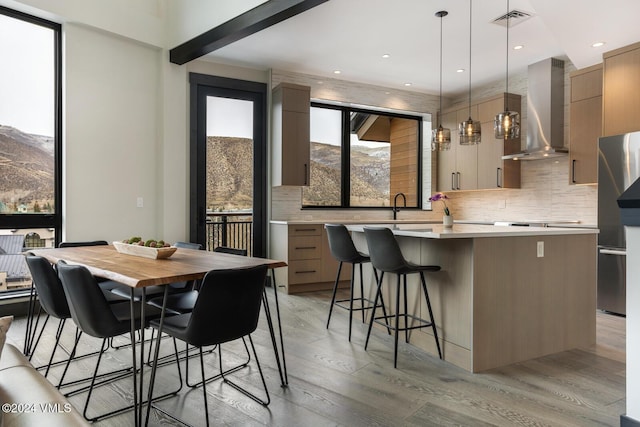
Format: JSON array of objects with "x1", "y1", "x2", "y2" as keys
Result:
[{"x1": 29, "y1": 245, "x2": 287, "y2": 288}]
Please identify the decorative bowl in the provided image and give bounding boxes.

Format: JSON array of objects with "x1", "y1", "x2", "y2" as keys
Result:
[{"x1": 112, "y1": 241, "x2": 177, "y2": 259}]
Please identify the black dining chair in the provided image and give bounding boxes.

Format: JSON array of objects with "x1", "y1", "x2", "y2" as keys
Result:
[
  {"x1": 23, "y1": 241, "x2": 128, "y2": 356},
  {"x1": 24, "y1": 254, "x2": 129, "y2": 383},
  {"x1": 56, "y1": 261, "x2": 176, "y2": 422},
  {"x1": 145, "y1": 245, "x2": 249, "y2": 365},
  {"x1": 363, "y1": 227, "x2": 443, "y2": 368},
  {"x1": 145, "y1": 265, "x2": 270, "y2": 427}
]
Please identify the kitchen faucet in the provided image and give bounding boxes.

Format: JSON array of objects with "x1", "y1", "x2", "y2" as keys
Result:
[{"x1": 393, "y1": 192, "x2": 406, "y2": 220}]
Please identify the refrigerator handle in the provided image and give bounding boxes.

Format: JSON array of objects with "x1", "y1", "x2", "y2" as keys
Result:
[{"x1": 599, "y1": 248, "x2": 627, "y2": 256}]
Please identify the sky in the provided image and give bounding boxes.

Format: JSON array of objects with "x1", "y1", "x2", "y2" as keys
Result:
[{"x1": 0, "y1": 14, "x2": 55, "y2": 137}]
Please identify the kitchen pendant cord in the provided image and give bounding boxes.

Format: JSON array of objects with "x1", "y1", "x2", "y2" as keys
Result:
[
  {"x1": 504, "y1": 0, "x2": 510, "y2": 111},
  {"x1": 439, "y1": 11, "x2": 444, "y2": 129},
  {"x1": 467, "y1": 0, "x2": 472, "y2": 119}
]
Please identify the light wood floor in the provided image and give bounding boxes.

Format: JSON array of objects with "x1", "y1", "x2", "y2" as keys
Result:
[{"x1": 6, "y1": 289, "x2": 626, "y2": 426}]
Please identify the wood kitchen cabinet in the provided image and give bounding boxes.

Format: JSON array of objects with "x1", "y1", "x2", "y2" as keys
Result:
[
  {"x1": 270, "y1": 223, "x2": 351, "y2": 294},
  {"x1": 437, "y1": 107, "x2": 478, "y2": 191},
  {"x1": 477, "y1": 94, "x2": 521, "y2": 189},
  {"x1": 437, "y1": 93, "x2": 520, "y2": 191},
  {"x1": 570, "y1": 64, "x2": 602, "y2": 184},
  {"x1": 603, "y1": 41, "x2": 640, "y2": 136},
  {"x1": 272, "y1": 83, "x2": 311, "y2": 186}
]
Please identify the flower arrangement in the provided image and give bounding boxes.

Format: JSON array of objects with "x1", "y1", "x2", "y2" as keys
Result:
[{"x1": 429, "y1": 192, "x2": 451, "y2": 216}]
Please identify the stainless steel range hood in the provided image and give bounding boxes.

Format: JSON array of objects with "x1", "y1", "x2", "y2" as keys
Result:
[{"x1": 502, "y1": 58, "x2": 567, "y2": 160}]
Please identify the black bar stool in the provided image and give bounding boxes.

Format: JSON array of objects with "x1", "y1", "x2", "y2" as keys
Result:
[
  {"x1": 363, "y1": 227, "x2": 442, "y2": 368},
  {"x1": 325, "y1": 224, "x2": 389, "y2": 341}
]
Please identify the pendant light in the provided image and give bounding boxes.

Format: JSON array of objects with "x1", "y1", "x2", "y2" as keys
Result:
[
  {"x1": 432, "y1": 10, "x2": 451, "y2": 151},
  {"x1": 459, "y1": 0, "x2": 481, "y2": 145},
  {"x1": 494, "y1": 0, "x2": 520, "y2": 140}
]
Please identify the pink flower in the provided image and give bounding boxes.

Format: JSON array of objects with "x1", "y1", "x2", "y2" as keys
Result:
[{"x1": 428, "y1": 192, "x2": 450, "y2": 216}]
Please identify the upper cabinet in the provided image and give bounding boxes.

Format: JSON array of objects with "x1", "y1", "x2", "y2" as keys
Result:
[
  {"x1": 603, "y1": 42, "x2": 640, "y2": 137},
  {"x1": 272, "y1": 83, "x2": 311, "y2": 186},
  {"x1": 437, "y1": 93, "x2": 521, "y2": 192},
  {"x1": 437, "y1": 107, "x2": 478, "y2": 191},
  {"x1": 570, "y1": 64, "x2": 602, "y2": 184}
]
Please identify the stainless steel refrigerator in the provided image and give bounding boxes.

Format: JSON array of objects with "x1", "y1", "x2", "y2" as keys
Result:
[{"x1": 597, "y1": 132, "x2": 640, "y2": 315}]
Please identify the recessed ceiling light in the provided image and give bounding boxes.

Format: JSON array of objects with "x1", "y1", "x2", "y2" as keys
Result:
[
  {"x1": 592, "y1": 41, "x2": 606, "y2": 48},
  {"x1": 333, "y1": 70, "x2": 341, "y2": 74},
  {"x1": 404, "y1": 83, "x2": 412, "y2": 87},
  {"x1": 317, "y1": 81, "x2": 324, "y2": 84},
  {"x1": 382, "y1": 54, "x2": 390, "y2": 58},
  {"x1": 456, "y1": 69, "x2": 465, "y2": 73},
  {"x1": 513, "y1": 45, "x2": 524, "y2": 50}
]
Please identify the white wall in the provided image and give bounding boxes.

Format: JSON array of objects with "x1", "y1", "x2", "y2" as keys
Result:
[
  {"x1": 0, "y1": 0, "x2": 165, "y2": 47},
  {"x1": 64, "y1": 24, "x2": 163, "y2": 242}
]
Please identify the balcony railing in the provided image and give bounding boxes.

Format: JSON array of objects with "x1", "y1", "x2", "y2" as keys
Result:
[{"x1": 206, "y1": 211, "x2": 253, "y2": 256}]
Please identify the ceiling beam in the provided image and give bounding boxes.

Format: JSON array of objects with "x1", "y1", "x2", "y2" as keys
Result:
[{"x1": 169, "y1": 0, "x2": 329, "y2": 65}]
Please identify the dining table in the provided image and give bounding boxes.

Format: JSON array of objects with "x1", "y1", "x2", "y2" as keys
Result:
[{"x1": 29, "y1": 244, "x2": 288, "y2": 427}]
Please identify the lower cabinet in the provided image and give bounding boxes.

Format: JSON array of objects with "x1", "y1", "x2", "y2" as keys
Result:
[{"x1": 270, "y1": 223, "x2": 351, "y2": 294}]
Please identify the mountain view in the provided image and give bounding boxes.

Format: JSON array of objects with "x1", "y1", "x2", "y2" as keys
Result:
[
  {"x1": 207, "y1": 137, "x2": 390, "y2": 209},
  {"x1": 0, "y1": 130, "x2": 390, "y2": 214},
  {"x1": 303, "y1": 141, "x2": 389, "y2": 206},
  {"x1": 0, "y1": 125, "x2": 54, "y2": 213}
]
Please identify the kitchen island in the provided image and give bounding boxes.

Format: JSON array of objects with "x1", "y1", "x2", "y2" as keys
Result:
[{"x1": 346, "y1": 223, "x2": 599, "y2": 372}]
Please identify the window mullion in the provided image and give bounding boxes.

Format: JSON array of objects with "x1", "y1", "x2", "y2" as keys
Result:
[{"x1": 341, "y1": 109, "x2": 350, "y2": 208}]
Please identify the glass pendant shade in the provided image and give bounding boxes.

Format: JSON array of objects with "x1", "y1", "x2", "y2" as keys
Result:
[
  {"x1": 494, "y1": 110, "x2": 520, "y2": 139},
  {"x1": 494, "y1": 0, "x2": 520, "y2": 141},
  {"x1": 459, "y1": 117, "x2": 482, "y2": 145},
  {"x1": 432, "y1": 126, "x2": 451, "y2": 151},
  {"x1": 459, "y1": 0, "x2": 481, "y2": 146},
  {"x1": 431, "y1": 10, "x2": 450, "y2": 151}
]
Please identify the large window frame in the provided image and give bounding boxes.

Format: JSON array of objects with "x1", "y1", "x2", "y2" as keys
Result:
[
  {"x1": 303, "y1": 102, "x2": 424, "y2": 209},
  {"x1": 0, "y1": 8, "x2": 61, "y2": 303}
]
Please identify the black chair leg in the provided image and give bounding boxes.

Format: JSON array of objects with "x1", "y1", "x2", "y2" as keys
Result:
[
  {"x1": 394, "y1": 275, "x2": 401, "y2": 369},
  {"x1": 348, "y1": 267, "x2": 355, "y2": 341},
  {"x1": 372, "y1": 268, "x2": 392, "y2": 335},
  {"x1": 326, "y1": 261, "x2": 343, "y2": 329},
  {"x1": 28, "y1": 312, "x2": 48, "y2": 362},
  {"x1": 365, "y1": 272, "x2": 384, "y2": 350},
  {"x1": 219, "y1": 337, "x2": 270, "y2": 406},
  {"x1": 201, "y1": 347, "x2": 210, "y2": 427},
  {"x1": 359, "y1": 263, "x2": 365, "y2": 323},
  {"x1": 44, "y1": 318, "x2": 65, "y2": 377},
  {"x1": 404, "y1": 275, "x2": 409, "y2": 344},
  {"x1": 420, "y1": 272, "x2": 442, "y2": 359}
]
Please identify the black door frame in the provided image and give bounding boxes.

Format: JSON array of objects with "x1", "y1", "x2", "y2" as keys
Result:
[{"x1": 189, "y1": 73, "x2": 267, "y2": 257}]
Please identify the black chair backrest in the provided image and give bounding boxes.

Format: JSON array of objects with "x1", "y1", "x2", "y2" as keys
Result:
[
  {"x1": 186, "y1": 265, "x2": 268, "y2": 347},
  {"x1": 174, "y1": 241, "x2": 202, "y2": 250},
  {"x1": 363, "y1": 227, "x2": 408, "y2": 273},
  {"x1": 56, "y1": 261, "x2": 120, "y2": 338},
  {"x1": 213, "y1": 246, "x2": 247, "y2": 256},
  {"x1": 325, "y1": 224, "x2": 361, "y2": 263},
  {"x1": 59, "y1": 240, "x2": 108, "y2": 248},
  {"x1": 25, "y1": 255, "x2": 70, "y2": 319}
]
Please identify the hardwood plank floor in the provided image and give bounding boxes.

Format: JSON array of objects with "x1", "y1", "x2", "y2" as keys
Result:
[{"x1": 6, "y1": 289, "x2": 625, "y2": 426}]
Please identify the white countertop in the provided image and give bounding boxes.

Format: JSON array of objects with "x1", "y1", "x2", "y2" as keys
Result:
[
  {"x1": 345, "y1": 223, "x2": 599, "y2": 239},
  {"x1": 270, "y1": 219, "x2": 438, "y2": 225}
]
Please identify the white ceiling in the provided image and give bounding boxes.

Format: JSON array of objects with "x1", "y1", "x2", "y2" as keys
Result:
[{"x1": 202, "y1": 0, "x2": 640, "y2": 97}]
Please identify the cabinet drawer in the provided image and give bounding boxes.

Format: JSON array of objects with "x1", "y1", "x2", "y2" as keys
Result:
[
  {"x1": 289, "y1": 224, "x2": 321, "y2": 236},
  {"x1": 288, "y1": 259, "x2": 323, "y2": 284},
  {"x1": 289, "y1": 235, "x2": 322, "y2": 260}
]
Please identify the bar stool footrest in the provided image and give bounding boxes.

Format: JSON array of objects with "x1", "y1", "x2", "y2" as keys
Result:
[{"x1": 372, "y1": 313, "x2": 433, "y2": 333}]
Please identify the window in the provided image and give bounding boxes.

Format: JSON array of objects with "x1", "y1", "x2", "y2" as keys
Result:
[
  {"x1": 0, "y1": 7, "x2": 61, "y2": 295},
  {"x1": 303, "y1": 103, "x2": 422, "y2": 208}
]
